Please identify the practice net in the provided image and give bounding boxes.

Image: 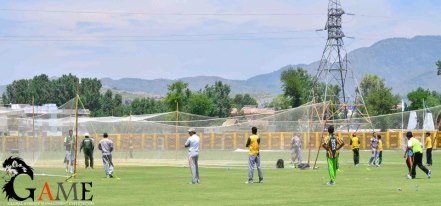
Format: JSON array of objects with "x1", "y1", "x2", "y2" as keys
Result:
[{"x1": 0, "y1": 97, "x2": 440, "y2": 177}]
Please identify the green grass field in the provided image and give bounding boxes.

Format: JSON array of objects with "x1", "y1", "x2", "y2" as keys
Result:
[{"x1": 1, "y1": 150, "x2": 439, "y2": 206}]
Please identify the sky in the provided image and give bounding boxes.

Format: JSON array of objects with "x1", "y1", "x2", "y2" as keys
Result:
[{"x1": 0, "y1": 0, "x2": 440, "y2": 85}]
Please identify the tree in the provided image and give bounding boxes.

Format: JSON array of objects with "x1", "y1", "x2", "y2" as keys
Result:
[
  {"x1": 359, "y1": 74, "x2": 385, "y2": 98},
  {"x1": 437, "y1": 60, "x2": 441, "y2": 75},
  {"x1": 267, "y1": 94, "x2": 290, "y2": 110},
  {"x1": 52, "y1": 74, "x2": 78, "y2": 106},
  {"x1": 114, "y1": 94, "x2": 123, "y2": 107},
  {"x1": 232, "y1": 94, "x2": 257, "y2": 109},
  {"x1": 1, "y1": 93, "x2": 9, "y2": 104},
  {"x1": 280, "y1": 67, "x2": 313, "y2": 108},
  {"x1": 100, "y1": 90, "x2": 114, "y2": 116},
  {"x1": 4, "y1": 79, "x2": 32, "y2": 104},
  {"x1": 314, "y1": 83, "x2": 341, "y2": 103},
  {"x1": 359, "y1": 74, "x2": 398, "y2": 115},
  {"x1": 80, "y1": 78, "x2": 102, "y2": 115},
  {"x1": 30, "y1": 74, "x2": 53, "y2": 105},
  {"x1": 113, "y1": 104, "x2": 130, "y2": 117},
  {"x1": 204, "y1": 81, "x2": 232, "y2": 117},
  {"x1": 131, "y1": 98, "x2": 166, "y2": 115},
  {"x1": 364, "y1": 87, "x2": 399, "y2": 116},
  {"x1": 185, "y1": 93, "x2": 214, "y2": 116},
  {"x1": 164, "y1": 81, "x2": 191, "y2": 111},
  {"x1": 407, "y1": 87, "x2": 441, "y2": 110}
]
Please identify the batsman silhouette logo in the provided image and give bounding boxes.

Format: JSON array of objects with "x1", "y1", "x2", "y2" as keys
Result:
[{"x1": 2, "y1": 156, "x2": 93, "y2": 202}]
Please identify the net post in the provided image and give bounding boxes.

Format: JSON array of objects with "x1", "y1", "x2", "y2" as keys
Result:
[
  {"x1": 175, "y1": 102, "x2": 179, "y2": 160},
  {"x1": 73, "y1": 91, "x2": 79, "y2": 178},
  {"x1": 32, "y1": 96, "x2": 35, "y2": 163}
]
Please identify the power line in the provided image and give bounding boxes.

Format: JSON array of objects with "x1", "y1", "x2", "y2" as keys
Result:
[
  {"x1": 0, "y1": 29, "x2": 317, "y2": 39},
  {"x1": 0, "y1": 8, "x2": 325, "y2": 16},
  {"x1": 0, "y1": 36, "x2": 323, "y2": 42}
]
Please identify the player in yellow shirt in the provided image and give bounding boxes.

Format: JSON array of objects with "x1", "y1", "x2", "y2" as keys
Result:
[
  {"x1": 378, "y1": 135, "x2": 383, "y2": 166},
  {"x1": 425, "y1": 132, "x2": 432, "y2": 166},
  {"x1": 245, "y1": 127, "x2": 263, "y2": 184},
  {"x1": 350, "y1": 133, "x2": 360, "y2": 166}
]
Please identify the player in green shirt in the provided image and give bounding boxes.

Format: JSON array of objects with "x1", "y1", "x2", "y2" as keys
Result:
[
  {"x1": 80, "y1": 133, "x2": 95, "y2": 169},
  {"x1": 322, "y1": 125, "x2": 345, "y2": 185},
  {"x1": 406, "y1": 131, "x2": 431, "y2": 179}
]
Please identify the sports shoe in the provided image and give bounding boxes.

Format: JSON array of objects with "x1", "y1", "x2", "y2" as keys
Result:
[
  {"x1": 407, "y1": 174, "x2": 412, "y2": 179},
  {"x1": 427, "y1": 170, "x2": 431, "y2": 179},
  {"x1": 326, "y1": 181, "x2": 335, "y2": 185},
  {"x1": 245, "y1": 181, "x2": 253, "y2": 184},
  {"x1": 258, "y1": 179, "x2": 263, "y2": 184}
]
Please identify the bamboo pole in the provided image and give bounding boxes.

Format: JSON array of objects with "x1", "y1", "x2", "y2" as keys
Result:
[
  {"x1": 126, "y1": 111, "x2": 132, "y2": 160},
  {"x1": 175, "y1": 101, "x2": 179, "y2": 160},
  {"x1": 73, "y1": 80, "x2": 80, "y2": 177},
  {"x1": 32, "y1": 96, "x2": 35, "y2": 163}
]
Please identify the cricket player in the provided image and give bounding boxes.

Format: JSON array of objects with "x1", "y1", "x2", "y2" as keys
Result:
[
  {"x1": 322, "y1": 125, "x2": 345, "y2": 185},
  {"x1": 98, "y1": 133, "x2": 114, "y2": 178},
  {"x1": 350, "y1": 133, "x2": 360, "y2": 166},
  {"x1": 291, "y1": 135, "x2": 302, "y2": 166},
  {"x1": 64, "y1": 130, "x2": 75, "y2": 173},
  {"x1": 246, "y1": 127, "x2": 263, "y2": 184},
  {"x1": 185, "y1": 128, "x2": 200, "y2": 184},
  {"x1": 425, "y1": 132, "x2": 432, "y2": 166},
  {"x1": 403, "y1": 144, "x2": 413, "y2": 179},
  {"x1": 378, "y1": 135, "x2": 383, "y2": 166},
  {"x1": 368, "y1": 132, "x2": 379, "y2": 167},
  {"x1": 80, "y1": 132, "x2": 94, "y2": 169},
  {"x1": 406, "y1": 131, "x2": 431, "y2": 179}
]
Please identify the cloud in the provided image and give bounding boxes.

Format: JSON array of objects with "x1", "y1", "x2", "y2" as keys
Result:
[{"x1": 1, "y1": 0, "x2": 441, "y2": 85}]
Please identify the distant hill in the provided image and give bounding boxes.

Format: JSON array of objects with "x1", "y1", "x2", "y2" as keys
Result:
[
  {"x1": 99, "y1": 35, "x2": 441, "y2": 96},
  {"x1": 347, "y1": 35, "x2": 441, "y2": 94}
]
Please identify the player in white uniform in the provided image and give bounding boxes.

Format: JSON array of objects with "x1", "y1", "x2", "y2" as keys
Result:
[{"x1": 291, "y1": 135, "x2": 302, "y2": 167}]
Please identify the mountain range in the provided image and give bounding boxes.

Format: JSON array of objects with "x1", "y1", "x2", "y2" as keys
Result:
[
  {"x1": 1, "y1": 36, "x2": 440, "y2": 98},
  {"x1": 100, "y1": 35, "x2": 441, "y2": 96}
]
